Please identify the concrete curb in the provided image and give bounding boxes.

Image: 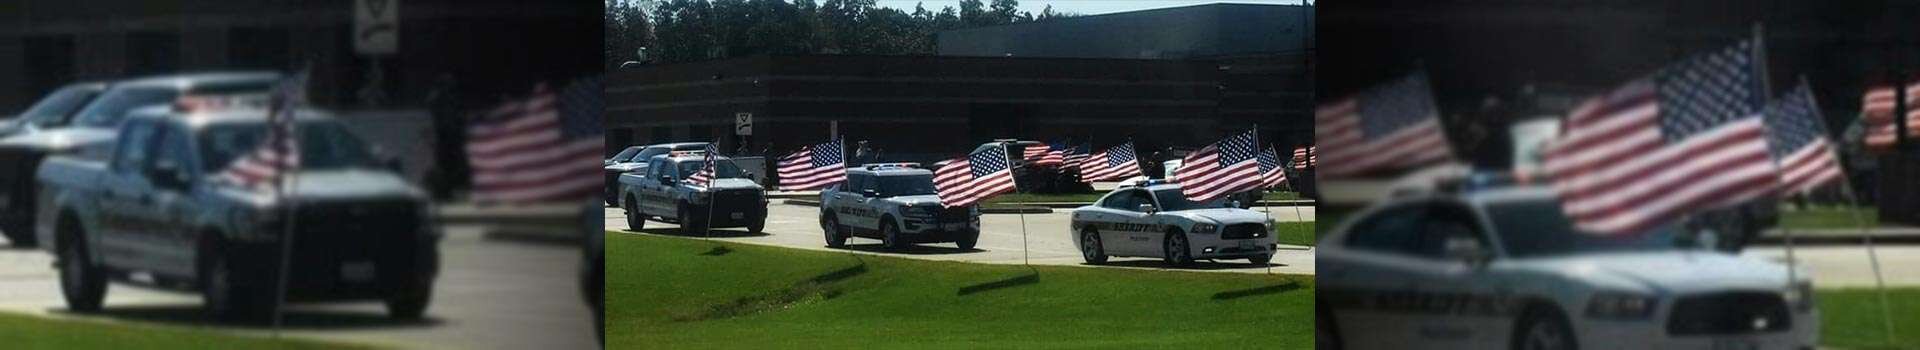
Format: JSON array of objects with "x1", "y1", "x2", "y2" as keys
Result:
[{"x1": 1752, "y1": 229, "x2": 1920, "y2": 246}]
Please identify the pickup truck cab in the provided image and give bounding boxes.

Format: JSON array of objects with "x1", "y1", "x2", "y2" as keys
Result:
[
  {"x1": 0, "y1": 72, "x2": 278, "y2": 247},
  {"x1": 819, "y1": 163, "x2": 980, "y2": 250},
  {"x1": 37, "y1": 106, "x2": 438, "y2": 321},
  {"x1": 616, "y1": 152, "x2": 767, "y2": 233},
  {"x1": 603, "y1": 142, "x2": 708, "y2": 206}
]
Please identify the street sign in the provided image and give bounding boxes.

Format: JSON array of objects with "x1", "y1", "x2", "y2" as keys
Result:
[
  {"x1": 735, "y1": 112, "x2": 753, "y2": 136},
  {"x1": 354, "y1": 0, "x2": 399, "y2": 55}
]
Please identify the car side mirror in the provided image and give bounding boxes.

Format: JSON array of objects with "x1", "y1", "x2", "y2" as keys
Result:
[
  {"x1": 657, "y1": 174, "x2": 674, "y2": 185},
  {"x1": 1443, "y1": 235, "x2": 1490, "y2": 268},
  {"x1": 1136, "y1": 203, "x2": 1158, "y2": 213},
  {"x1": 860, "y1": 189, "x2": 879, "y2": 198},
  {"x1": 148, "y1": 161, "x2": 189, "y2": 190}
]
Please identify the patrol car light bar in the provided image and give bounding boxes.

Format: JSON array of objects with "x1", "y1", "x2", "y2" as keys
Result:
[
  {"x1": 668, "y1": 150, "x2": 709, "y2": 157},
  {"x1": 863, "y1": 163, "x2": 920, "y2": 170},
  {"x1": 173, "y1": 93, "x2": 272, "y2": 113}
]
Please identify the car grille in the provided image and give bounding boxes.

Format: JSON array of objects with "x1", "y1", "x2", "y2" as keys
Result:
[
  {"x1": 1221, "y1": 223, "x2": 1267, "y2": 240},
  {"x1": 711, "y1": 189, "x2": 761, "y2": 209},
  {"x1": 1667, "y1": 291, "x2": 1791, "y2": 336},
  {"x1": 936, "y1": 207, "x2": 969, "y2": 222}
]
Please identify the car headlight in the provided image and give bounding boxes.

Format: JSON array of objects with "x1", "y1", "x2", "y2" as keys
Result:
[
  {"x1": 1585, "y1": 292, "x2": 1658, "y2": 319},
  {"x1": 1192, "y1": 223, "x2": 1218, "y2": 234},
  {"x1": 1783, "y1": 281, "x2": 1815, "y2": 313}
]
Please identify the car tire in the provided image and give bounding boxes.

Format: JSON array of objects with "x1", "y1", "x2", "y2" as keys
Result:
[
  {"x1": 57, "y1": 221, "x2": 106, "y2": 313},
  {"x1": 2, "y1": 220, "x2": 35, "y2": 247},
  {"x1": 386, "y1": 286, "x2": 432, "y2": 320},
  {"x1": 1080, "y1": 227, "x2": 1108, "y2": 264},
  {"x1": 955, "y1": 230, "x2": 978, "y2": 250},
  {"x1": 624, "y1": 197, "x2": 644, "y2": 231},
  {"x1": 1163, "y1": 230, "x2": 1193, "y2": 267},
  {"x1": 881, "y1": 220, "x2": 904, "y2": 251},
  {"x1": 747, "y1": 214, "x2": 765, "y2": 234},
  {"x1": 822, "y1": 213, "x2": 847, "y2": 248},
  {"x1": 1249, "y1": 253, "x2": 1273, "y2": 265},
  {"x1": 1512, "y1": 306, "x2": 1577, "y2": 350},
  {"x1": 201, "y1": 239, "x2": 270, "y2": 322},
  {"x1": 679, "y1": 202, "x2": 707, "y2": 234}
]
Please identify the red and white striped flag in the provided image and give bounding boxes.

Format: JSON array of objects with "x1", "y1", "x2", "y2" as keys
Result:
[
  {"x1": 467, "y1": 80, "x2": 605, "y2": 203},
  {"x1": 1765, "y1": 83, "x2": 1844, "y2": 194},
  {"x1": 1173, "y1": 129, "x2": 1263, "y2": 202},
  {"x1": 1316, "y1": 73, "x2": 1452, "y2": 178},
  {"x1": 1078, "y1": 142, "x2": 1142, "y2": 182},
  {"x1": 1033, "y1": 142, "x2": 1066, "y2": 167},
  {"x1": 219, "y1": 71, "x2": 307, "y2": 187},
  {"x1": 1292, "y1": 146, "x2": 1314, "y2": 171},
  {"x1": 685, "y1": 143, "x2": 722, "y2": 187},
  {"x1": 1021, "y1": 143, "x2": 1049, "y2": 163},
  {"x1": 1543, "y1": 40, "x2": 1776, "y2": 235},
  {"x1": 1258, "y1": 146, "x2": 1287, "y2": 189},
  {"x1": 934, "y1": 145, "x2": 1016, "y2": 208},
  {"x1": 778, "y1": 137, "x2": 846, "y2": 190},
  {"x1": 1862, "y1": 82, "x2": 1920, "y2": 153}
]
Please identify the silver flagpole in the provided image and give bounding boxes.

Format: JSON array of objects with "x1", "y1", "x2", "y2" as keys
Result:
[
  {"x1": 270, "y1": 69, "x2": 307, "y2": 335},
  {"x1": 1800, "y1": 74, "x2": 1896, "y2": 343},
  {"x1": 1009, "y1": 142, "x2": 1029, "y2": 266}
]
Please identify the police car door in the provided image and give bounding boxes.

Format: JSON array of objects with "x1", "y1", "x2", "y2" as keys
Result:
[
  {"x1": 1109, "y1": 189, "x2": 1157, "y2": 256},
  {"x1": 1401, "y1": 202, "x2": 1510, "y2": 349},
  {"x1": 1319, "y1": 202, "x2": 1436, "y2": 350},
  {"x1": 637, "y1": 158, "x2": 676, "y2": 217},
  {"x1": 838, "y1": 174, "x2": 878, "y2": 230},
  {"x1": 97, "y1": 119, "x2": 162, "y2": 269}
]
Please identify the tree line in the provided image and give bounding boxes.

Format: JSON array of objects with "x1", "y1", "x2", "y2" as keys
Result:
[{"x1": 607, "y1": 0, "x2": 1079, "y2": 68}]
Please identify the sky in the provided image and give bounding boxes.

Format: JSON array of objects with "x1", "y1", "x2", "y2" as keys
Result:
[{"x1": 871, "y1": 0, "x2": 1304, "y2": 17}]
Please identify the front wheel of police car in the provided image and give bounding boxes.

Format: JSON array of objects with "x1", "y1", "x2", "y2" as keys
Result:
[
  {"x1": 1513, "y1": 306, "x2": 1576, "y2": 350},
  {"x1": 201, "y1": 240, "x2": 271, "y2": 321},
  {"x1": 747, "y1": 216, "x2": 765, "y2": 234},
  {"x1": 624, "y1": 199, "x2": 643, "y2": 231},
  {"x1": 880, "y1": 220, "x2": 903, "y2": 251},
  {"x1": 1163, "y1": 230, "x2": 1193, "y2": 266},
  {"x1": 1079, "y1": 227, "x2": 1107, "y2": 264},
  {"x1": 821, "y1": 213, "x2": 847, "y2": 248},
  {"x1": 58, "y1": 225, "x2": 107, "y2": 312},
  {"x1": 954, "y1": 230, "x2": 978, "y2": 250}
]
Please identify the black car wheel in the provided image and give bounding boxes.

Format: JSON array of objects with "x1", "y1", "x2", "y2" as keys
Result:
[
  {"x1": 386, "y1": 286, "x2": 432, "y2": 319},
  {"x1": 1316, "y1": 303, "x2": 1341, "y2": 350},
  {"x1": 1163, "y1": 230, "x2": 1193, "y2": 266},
  {"x1": 1080, "y1": 227, "x2": 1108, "y2": 264},
  {"x1": 58, "y1": 224, "x2": 106, "y2": 312},
  {"x1": 822, "y1": 214, "x2": 847, "y2": 248},
  {"x1": 747, "y1": 213, "x2": 765, "y2": 234},
  {"x1": 678, "y1": 203, "x2": 707, "y2": 234},
  {"x1": 880, "y1": 221, "x2": 904, "y2": 251},
  {"x1": 624, "y1": 197, "x2": 643, "y2": 231},
  {"x1": 201, "y1": 241, "x2": 269, "y2": 322},
  {"x1": 955, "y1": 230, "x2": 978, "y2": 250},
  {"x1": 1513, "y1": 306, "x2": 1576, "y2": 350}
]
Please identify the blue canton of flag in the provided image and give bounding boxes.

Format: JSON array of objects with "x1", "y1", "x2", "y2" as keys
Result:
[
  {"x1": 1656, "y1": 40, "x2": 1764, "y2": 142},
  {"x1": 1763, "y1": 82, "x2": 1843, "y2": 194}
]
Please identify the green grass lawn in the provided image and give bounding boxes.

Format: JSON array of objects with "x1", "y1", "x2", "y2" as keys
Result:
[
  {"x1": 0, "y1": 312, "x2": 375, "y2": 350},
  {"x1": 1274, "y1": 221, "x2": 1316, "y2": 246},
  {"x1": 1818, "y1": 288, "x2": 1920, "y2": 349},
  {"x1": 608, "y1": 232, "x2": 1311, "y2": 349},
  {"x1": 1779, "y1": 205, "x2": 1880, "y2": 231}
]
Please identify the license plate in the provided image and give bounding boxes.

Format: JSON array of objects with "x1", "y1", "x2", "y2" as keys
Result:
[
  {"x1": 341, "y1": 261, "x2": 376, "y2": 282},
  {"x1": 1239, "y1": 240, "x2": 1257, "y2": 249},
  {"x1": 730, "y1": 212, "x2": 744, "y2": 219},
  {"x1": 943, "y1": 223, "x2": 965, "y2": 231},
  {"x1": 1710, "y1": 338, "x2": 1757, "y2": 350}
]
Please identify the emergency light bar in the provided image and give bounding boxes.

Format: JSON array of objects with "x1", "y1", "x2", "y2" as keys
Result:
[
  {"x1": 862, "y1": 163, "x2": 920, "y2": 170},
  {"x1": 172, "y1": 93, "x2": 272, "y2": 113}
]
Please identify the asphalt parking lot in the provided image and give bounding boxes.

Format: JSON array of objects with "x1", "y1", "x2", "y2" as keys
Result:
[
  {"x1": 607, "y1": 202, "x2": 1316, "y2": 275},
  {"x1": 0, "y1": 224, "x2": 597, "y2": 350}
]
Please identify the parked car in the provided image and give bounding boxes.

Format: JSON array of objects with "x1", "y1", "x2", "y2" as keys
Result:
[
  {"x1": 616, "y1": 151, "x2": 767, "y2": 233},
  {"x1": 1069, "y1": 179, "x2": 1278, "y2": 265},
  {"x1": 819, "y1": 163, "x2": 980, "y2": 250},
  {"x1": 37, "y1": 105, "x2": 438, "y2": 320},
  {"x1": 603, "y1": 142, "x2": 708, "y2": 206}
]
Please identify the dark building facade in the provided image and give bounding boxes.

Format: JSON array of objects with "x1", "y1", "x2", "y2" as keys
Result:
[
  {"x1": 0, "y1": 0, "x2": 601, "y2": 111},
  {"x1": 609, "y1": 3, "x2": 1309, "y2": 166}
]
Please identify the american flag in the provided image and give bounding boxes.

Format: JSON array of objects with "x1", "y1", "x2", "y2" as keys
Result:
[
  {"x1": 1258, "y1": 146, "x2": 1287, "y2": 189},
  {"x1": 467, "y1": 79, "x2": 605, "y2": 203},
  {"x1": 1033, "y1": 142, "x2": 1066, "y2": 167},
  {"x1": 1292, "y1": 146, "x2": 1315, "y2": 170},
  {"x1": 219, "y1": 71, "x2": 307, "y2": 187},
  {"x1": 777, "y1": 137, "x2": 847, "y2": 190},
  {"x1": 686, "y1": 143, "x2": 722, "y2": 187},
  {"x1": 1765, "y1": 82, "x2": 1843, "y2": 194},
  {"x1": 1542, "y1": 40, "x2": 1775, "y2": 235},
  {"x1": 1021, "y1": 142, "x2": 1049, "y2": 163},
  {"x1": 1061, "y1": 143, "x2": 1091, "y2": 169},
  {"x1": 1862, "y1": 82, "x2": 1920, "y2": 153},
  {"x1": 1173, "y1": 129, "x2": 1262, "y2": 202},
  {"x1": 934, "y1": 145, "x2": 1017, "y2": 208},
  {"x1": 1315, "y1": 73, "x2": 1452, "y2": 177},
  {"x1": 1078, "y1": 141, "x2": 1142, "y2": 182}
]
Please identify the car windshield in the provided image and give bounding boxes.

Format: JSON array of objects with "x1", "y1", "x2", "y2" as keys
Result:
[
  {"x1": 18, "y1": 86, "x2": 100, "y2": 127},
  {"x1": 610, "y1": 147, "x2": 642, "y2": 162},
  {"x1": 630, "y1": 147, "x2": 673, "y2": 163},
  {"x1": 1487, "y1": 200, "x2": 1681, "y2": 258},
  {"x1": 675, "y1": 158, "x2": 745, "y2": 179},
  {"x1": 1151, "y1": 188, "x2": 1223, "y2": 211},
  {"x1": 199, "y1": 120, "x2": 378, "y2": 172},
  {"x1": 877, "y1": 174, "x2": 936, "y2": 196},
  {"x1": 71, "y1": 87, "x2": 178, "y2": 128}
]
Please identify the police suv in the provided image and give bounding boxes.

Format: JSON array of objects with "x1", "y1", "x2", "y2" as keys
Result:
[
  {"x1": 1069, "y1": 180, "x2": 1278, "y2": 265},
  {"x1": 616, "y1": 151, "x2": 767, "y2": 233},
  {"x1": 1317, "y1": 186, "x2": 1817, "y2": 350},
  {"x1": 603, "y1": 142, "x2": 708, "y2": 206},
  {"x1": 818, "y1": 163, "x2": 980, "y2": 250}
]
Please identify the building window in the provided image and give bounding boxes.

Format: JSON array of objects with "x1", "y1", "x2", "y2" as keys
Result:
[{"x1": 125, "y1": 31, "x2": 180, "y2": 76}]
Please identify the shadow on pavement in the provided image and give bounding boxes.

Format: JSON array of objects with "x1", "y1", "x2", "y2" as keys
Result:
[
  {"x1": 836, "y1": 243, "x2": 982, "y2": 255},
  {"x1": 1096, "y1": 259, "x2": 1281, "y2": 271},
  {"x1": 630, "y1": 227, "x2": 770, "y2": 238},
  {"x1": 1210, "y1": 282, "x2": 1302, "y2": 301},
  {"x1": 53, "y1": 305, "x2": 444, "y2": 330},
  {"x1": 957, "y1": 272, "x2": 1039, "y2": 296}
]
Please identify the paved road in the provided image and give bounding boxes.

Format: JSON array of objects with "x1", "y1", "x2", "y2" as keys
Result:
[
  {"x1": 1745, "y1": 245, "x2": 1920, "y2": 288},
  {"x1": 608, "y1": 203, "x2": 1316, "y2": 275},
  {"x1": 0, "y1": 225, "x2": 597, "y2": 350}
]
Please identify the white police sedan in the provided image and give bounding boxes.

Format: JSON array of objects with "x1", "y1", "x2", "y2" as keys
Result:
[
  {"x1": 1316, "y1": 186, "x2": 1817, "y2": 350},
  {"x1": 1069, "y1": 180, "x2": 1277, "y2": 266}
]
